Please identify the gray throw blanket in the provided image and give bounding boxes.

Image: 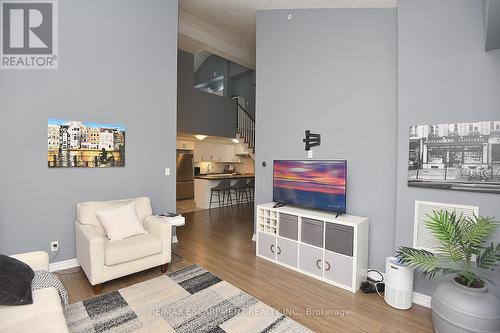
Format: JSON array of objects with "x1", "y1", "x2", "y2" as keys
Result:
[{"x1": 32, "y1": 270, "x2": 69, "y2": 308}]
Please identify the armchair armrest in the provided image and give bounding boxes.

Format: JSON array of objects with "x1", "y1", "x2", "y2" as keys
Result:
[
  {"x1": 144, "y1": 215, "x2": 172, "y2": 264},
  {"x1": 11, "y1": 251, "x2": 49, "y2": 271},
  {"x1": 75, "y1": 222, "x2": 105, "y2": 285}
]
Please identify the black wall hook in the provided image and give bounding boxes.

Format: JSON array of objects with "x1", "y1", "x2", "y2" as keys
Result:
[{"x1": 303, "y1": 130, "x2": 321, "y2": 151}]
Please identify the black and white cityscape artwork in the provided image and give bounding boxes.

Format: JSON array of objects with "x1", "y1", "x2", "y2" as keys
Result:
[{"x1": 408, "y1": 121, "x2": 500, "y2": 194}]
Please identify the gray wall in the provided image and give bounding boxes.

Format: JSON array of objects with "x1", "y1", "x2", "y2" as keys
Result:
[
  {"x1": 229, "y1": 70, "x2": 256, "y2": 119},
  {"x1": 194, "y1": 54, "x2": 229, "y2": 97},
  {"x1": 177, "y1": 50, "x2": 236, "y2": 138},
  {"x1": 484, "y1": 0, "x2": 500, "y2": 51},
  {"x1": 255, "y1": 8, "x2": 398, "y2": 271},
  {"x1": 397, "y1": 0, "x2": 500, "y2": 297},
  {"x1": 229, "y1": 62, "x2": 251, "y2": 77},
  {"x1": 0, "y1": 0, "x2": 178, "y2": 261}
]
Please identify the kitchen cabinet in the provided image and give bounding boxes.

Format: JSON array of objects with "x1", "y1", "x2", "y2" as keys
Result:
[
  {"x1": 224, "y1": 145, "x2": 236, "y2": 162},
  {"x1": 176, "y1": 140, "x2": 195, "y2": 150},
  {"x1": 193, "y1": 142, "x2": 238, "y2": 163},
  {"x1": 234, "y1": 143, "x2": 246, "y2": 155}
]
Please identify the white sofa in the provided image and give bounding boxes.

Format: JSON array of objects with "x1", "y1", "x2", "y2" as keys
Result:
[
  {"x1": 75, "y1": 197, "x2": 172, "y2": 291},
  {"x1": 0, "y1": 251, "x2": 69, "y2": 333}
]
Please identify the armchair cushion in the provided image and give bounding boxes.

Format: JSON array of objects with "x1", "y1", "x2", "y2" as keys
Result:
[
  {"x1": 105, "y1": 233, "x2": 161, "y2": 266},
  {"x1": 0, "y1": 254, "x2": 34, "y2": 306},
  {"x1": 11, "y1": 251, "x2": 49, "y2": 271},
  {"x1": 97, "y1": 203, "x2": 145, "y2": 241},
  {"x1": 77, "y1": 197, "x2": 153, "y2": 236}
]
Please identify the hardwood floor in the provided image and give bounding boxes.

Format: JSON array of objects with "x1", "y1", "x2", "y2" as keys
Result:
[
  {"x1": 57, "y1": 204, "x2": 433, "y2": 333},
  {"x1": 176, "y1": 199, "x2": 205, "y2": 214}
]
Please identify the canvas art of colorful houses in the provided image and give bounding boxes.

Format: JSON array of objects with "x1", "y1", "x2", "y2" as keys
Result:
[{"x1": 47, "y1": 119, "x2": 125, "y2": 168}]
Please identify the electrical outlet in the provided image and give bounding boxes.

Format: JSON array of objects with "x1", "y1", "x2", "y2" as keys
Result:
[
  {"x1": 165, "y1": 168, "x2": 170, "y2": 176},
  {"x1": 50, "y1": 241, "x2": 59, "y2": 252},
  {"x1": 307, "y1": 150, "x2": 313, "y2": 159}
]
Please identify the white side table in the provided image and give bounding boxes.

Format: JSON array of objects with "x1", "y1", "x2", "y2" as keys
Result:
[{"x1": 156, "y1": 215, "x2": 185, "y2": 243}]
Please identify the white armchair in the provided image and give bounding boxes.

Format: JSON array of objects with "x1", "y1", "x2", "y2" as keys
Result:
[{"x1": 75, "y1": 197, "x2": 171, "y2": 292}]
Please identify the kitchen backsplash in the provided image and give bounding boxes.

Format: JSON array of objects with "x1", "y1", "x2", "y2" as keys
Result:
[{"x1": 196, "y1": 156, "x2": 254, "y2": 174}]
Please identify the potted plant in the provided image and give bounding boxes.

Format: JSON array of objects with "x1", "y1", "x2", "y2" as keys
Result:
[{"x1": 396, "y1": 211, "x2": 500, "y2": 333}]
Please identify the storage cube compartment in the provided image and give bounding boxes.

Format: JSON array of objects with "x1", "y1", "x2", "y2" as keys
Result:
[
  {"x1": 325, "y1": 223, "x2": 354, "y2": 256},
  {"x1": 299, "y1": 243, "x2": 323, "y2": 277},
  {"x1": 279, "y1": 213, "x2": 298, "y2": 240},
  {"x1": 324, "y1": 250, "x2": 353, "y2": 287},
  {"x1": 301, "y1": 218, "x2": 324, "y2": 247},
  {"x1": 277, "y1": 237, "x2": 298, "y2": 267},
  {"x1": 258, "y1": 232, "x2": 276, "y2": 260}
]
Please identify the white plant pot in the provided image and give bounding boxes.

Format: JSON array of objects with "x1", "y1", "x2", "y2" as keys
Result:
[{"x1": 431, "y1": 279, "x2": 500, "y2": 333}]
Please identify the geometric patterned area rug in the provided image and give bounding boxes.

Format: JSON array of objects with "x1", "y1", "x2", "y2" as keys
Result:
[{"x1": 64, "y1": 264, "x2": 312, "y2": 333}]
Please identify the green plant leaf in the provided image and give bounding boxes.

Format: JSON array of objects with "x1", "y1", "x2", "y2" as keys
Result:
[
  {"x1": 463, "y1": 216, "x2": 497, "y2": 248},
  {"x1": 426, "y1": 211, "x2": 466, "y2": 262},
  {"x1": 398, "y1": 212, "x2": 499, "y2": 287},
  {"x1": 477, "y1": 242, "x2": 500, "y2": 270},
  {"x1": 396, "y1": 247, "x2": 441, "y2": 276}
]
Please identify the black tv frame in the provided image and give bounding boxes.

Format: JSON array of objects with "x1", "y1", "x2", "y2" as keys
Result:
[{"x1": 272, "y1": 159, "x2": 348, "y2": 214}]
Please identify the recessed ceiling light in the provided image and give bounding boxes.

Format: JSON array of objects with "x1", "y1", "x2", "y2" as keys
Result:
[
  {"x1": 194, "y1": 135, "x2": 207, "y2": 141},
  {"x1": 231, "y1": 138, "x2": 239, "y2": 143}
]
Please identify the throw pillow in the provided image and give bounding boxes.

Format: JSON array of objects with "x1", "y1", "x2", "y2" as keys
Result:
[
  {"x1": 0, "y1": 254, "x2": 34, "y2": 305},
  {"x1": 96, "y1": 203, "x2": 145, "y2": 241}
]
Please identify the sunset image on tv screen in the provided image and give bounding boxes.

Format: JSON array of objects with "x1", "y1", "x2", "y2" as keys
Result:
[{"x1": 273, "y1": 160, "x2": 347, "y2": 213}]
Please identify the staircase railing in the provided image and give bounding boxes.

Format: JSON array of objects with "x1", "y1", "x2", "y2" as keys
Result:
[{"x1": 235, "y1": 100, "x2": 255, "y2": 152}]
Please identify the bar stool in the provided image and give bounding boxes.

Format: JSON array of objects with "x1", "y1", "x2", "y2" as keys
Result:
[
  {"x1": 209, "y1": 179, "x2": 232, "y2": 209},
  {"x1": 245, "y1": 178, "x2": 255, "y2": 202},
  {"x1": 229, "y1": 178, "x2": 250, "y2": 204}
]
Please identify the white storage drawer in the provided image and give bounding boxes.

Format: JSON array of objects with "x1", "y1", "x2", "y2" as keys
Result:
[
  {"x1": 257, "y1": 232, "x2": 276, "y2": 261},
  {"x1": 299, "y1": 243, "x2": 323, "y2": 277},
  {"x1": 277, "y1": 237, "x2": 298, "y2": 267},
  {"x1": 324, "y1": 250, "x2": 353, "y2": 288}
]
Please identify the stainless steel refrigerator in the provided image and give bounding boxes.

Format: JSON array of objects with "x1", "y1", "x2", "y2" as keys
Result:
[{"x1": 176, "y1": 152, "x2": 194, "y2": 200}]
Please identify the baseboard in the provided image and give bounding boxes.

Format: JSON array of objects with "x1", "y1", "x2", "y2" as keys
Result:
[
  {"x1": 412, "y1": 291, "x2": 431, "y2": 308},
  {"x1": 49, "y1": 258, "x2": 79, "y2": 272},
  {"x1": 251, "y1": 233, "x2": 256, "y2": 241},
  {"x1": 172, "y1": 236, "x2": 178, "y2": 243}
]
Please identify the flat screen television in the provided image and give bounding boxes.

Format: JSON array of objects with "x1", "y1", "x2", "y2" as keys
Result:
[{"x1": 273, "y1": 160, "x2": 347, "y2": 214}]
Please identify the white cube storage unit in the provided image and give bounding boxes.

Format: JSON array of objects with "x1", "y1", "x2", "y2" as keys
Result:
[{"x1": 256, "y1": 203, "x2": 369, "y2": 293}]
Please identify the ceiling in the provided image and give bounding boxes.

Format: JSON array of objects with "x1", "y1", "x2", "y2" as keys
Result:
[{"x1": 178, "y1": 0, "x2": 398, "y2": 69}]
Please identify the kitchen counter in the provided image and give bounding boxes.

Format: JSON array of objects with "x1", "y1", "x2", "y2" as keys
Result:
[
  {"x1": 194, "y1": 174, "x2": 254, "y2": 209},
  {"x1": 194, "y1": 173, "x2": 254, "y2": 180}
]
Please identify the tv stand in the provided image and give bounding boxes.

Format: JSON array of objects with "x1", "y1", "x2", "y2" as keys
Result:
[
  {"x1": 256, "y1": 203, "x2": 369, "y2": 293},
  {"x1": 335, "y1": 212, "x2": 342, "y2": 218},
  {"x1": 273, "y1": 203, "x2": 287, "y2": 208}
]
